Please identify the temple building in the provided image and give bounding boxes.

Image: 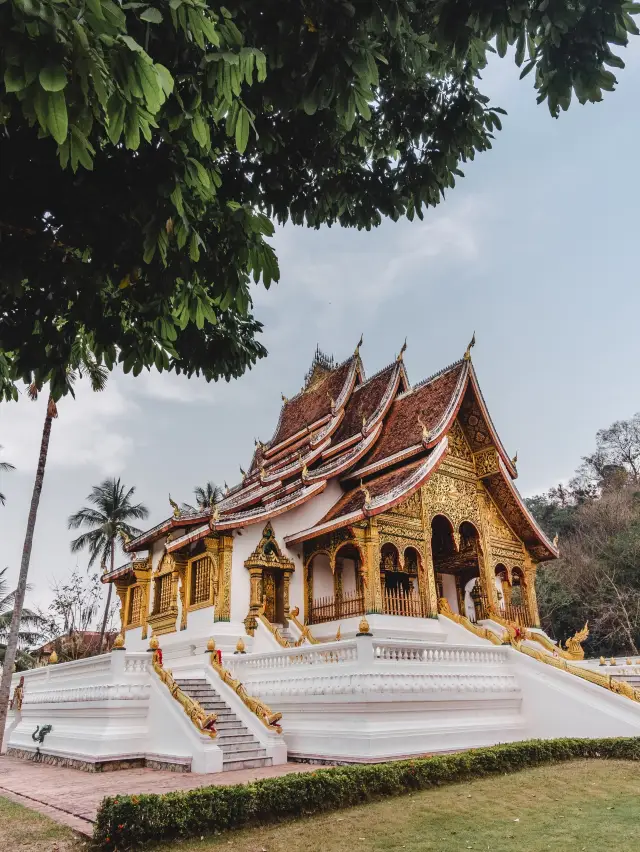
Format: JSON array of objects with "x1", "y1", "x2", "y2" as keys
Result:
[
  {"x1": 6, "y1": 341, "x2": 640, "y2": 772},
  {"x1": 107, "y1": 340, "x2": 556, "y2": 650}
]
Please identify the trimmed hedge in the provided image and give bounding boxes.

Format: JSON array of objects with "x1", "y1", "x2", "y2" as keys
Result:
[{"x1": 94, "y1": 737, "x2": 640, "y2": 849}]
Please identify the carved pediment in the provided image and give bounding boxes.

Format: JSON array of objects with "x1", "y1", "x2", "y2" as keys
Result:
[
  {"x1": 474, "y1": 447, "x2": 500, "y2": 478},
  {"x1": 245, "y1": 522, "x2": 295, "y2": 572}
]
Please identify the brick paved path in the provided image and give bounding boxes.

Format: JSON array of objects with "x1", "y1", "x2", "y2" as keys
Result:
[{"x1": 0, "y1": 756, "x2": 323, "y2": 836}]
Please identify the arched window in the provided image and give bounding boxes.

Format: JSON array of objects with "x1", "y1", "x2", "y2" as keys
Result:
[
  {"x1": 459, "y1": 521, "x2": 480, "y2": 551},
  {"x1": 431, "y1": 515, "x2": 456, "y2": 557}
]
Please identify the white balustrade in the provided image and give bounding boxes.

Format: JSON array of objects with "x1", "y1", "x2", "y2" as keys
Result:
[{"x1": 372, "y1": 640, "x2": 507, "y2": 666}]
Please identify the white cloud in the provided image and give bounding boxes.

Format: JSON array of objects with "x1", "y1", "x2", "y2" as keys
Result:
[
  {"x1": 126, "y1": 368, "x2": 213, "y2": 403},
  {"x1": 0, "y1": 380, "x2": 135, "y2": 475}
]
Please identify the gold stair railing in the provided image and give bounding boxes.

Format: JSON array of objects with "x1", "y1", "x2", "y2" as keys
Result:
[
  {"x1": 150, "y1": 639, "x2": 217, "y2": 738},
  {"x1": 207, "y1": 640, "x2": 282, "y2": 733},
  {"x1": 438, "y1": 601, "x2": 640, "y2": 706},
  {"x1": 289, "y1": 606, "x2": 319, "y2": 644},
  {"x1": 438, "y1": 598, "x2": 504, "y2": 646},
  {"x1": 256, "y1": 598, "x2": 307, "y2": 648}
]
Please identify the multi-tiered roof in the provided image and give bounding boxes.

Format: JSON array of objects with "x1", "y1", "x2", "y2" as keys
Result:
[{"x1": 119, "y1": 344, "x2": 557, "y2": 569}]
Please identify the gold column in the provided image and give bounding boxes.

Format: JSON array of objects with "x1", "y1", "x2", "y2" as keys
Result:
[
  {"x1": 363, "y1": 519, "x2": 383, "y2": 614},
  {"x1": 216, "y1": 534, "x2": 234, "y2": 622},
  {"x1": 523, "y1": 559, "x2": 541, "y2": 628},
  {"x1": 419, "y1": 488, "x2": 439, "y2": 616},
  {"x1": 139, "y1": 577, "x2": 151, "y2": 639},
  {"x1": 174, "y1": 558, "x2": 188, "y2": 631},
  {"x1": 476, "y1": 488, "x2": 499, "y2": 610},
  {"x1": 114, "y1": 582, "x2": 128, "y2": 634},
  {"x1": 282, "y1": 568, "x2": 293, "y2": 621}
]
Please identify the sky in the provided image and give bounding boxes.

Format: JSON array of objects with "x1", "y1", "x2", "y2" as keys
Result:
[{"x1": 2, "y1": 42, "x2": 640, "y2": 613}]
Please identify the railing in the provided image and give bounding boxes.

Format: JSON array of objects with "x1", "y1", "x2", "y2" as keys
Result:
[
  {"x1": 289, "y1": 606, "x2": 319, "y2": 644},
  {"x1": 373, "y1": 639, "x2": 507, "y2": 665},
  {"x1": 209, "y1": 651, "x2": 282, "y2": 732},
  {"x1": 152, "y1": 652, "x2": 217, "y2": 738},
  {"x1": 382, "y1": 587, "x2": 427, "y2": 618},
  {"x1": 503, "y1": 602, "x2": 533, "y2": 628},
  {"x1": 231, "y1": 640, "x2": 360, "y2": 671},
  {"x1": 309, "y1": 589, "x2": 365, "y2": 624}
]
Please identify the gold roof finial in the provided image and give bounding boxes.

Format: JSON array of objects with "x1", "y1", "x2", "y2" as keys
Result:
[
  {"x1": 511, "y1": 451, "x2": 518, "y2": 466},
  {"x1": 239, "y1": 464, "x2": 246, "y2": 478},
  {"x1": 169, "y1": 494, "x2": 181, "y2": 518},
  {"x1": 327, "y1": 391, "x2": 336, "y2": 414},
  {"x1": 259, "y1": 464, "x2": 266, "y2": 483},
  {"x1": 362, "y1": 414, "x2": 367, "y2": 432},
  {"x1": 355, "y1": 333, "x2": 363, "y2": 356},
  {"x1": 224, "y1": 481, "x2": 229, "y2": 493},
  {"x1": 211, "y1": 504, "x2": 220, "y2": 523},
  {"x1": 281, "y1": 392, "x2": 288, "y2": 403},
  {"x1": 463, "y1": 331, "x2": 476, "y2": 361},
  {"x1": 397, "y1": 338, "x2": 407, "y2": 361},
  {"x1": 553, "y1": 532, "x2": 559, "y2": 548},
  {"x1": 254, "y1": 437, "x2": 263, "y2": 450},
  {"x1": 417, "y1": 413, "x2": 431, "y2": 442}
]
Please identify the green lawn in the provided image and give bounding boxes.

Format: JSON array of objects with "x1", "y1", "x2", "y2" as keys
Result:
[{"x1": 3, "y1": 759, "x2": 640, "y2": 851}]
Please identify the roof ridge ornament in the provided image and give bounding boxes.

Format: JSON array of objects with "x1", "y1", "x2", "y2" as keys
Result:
[
  {"x1": 239, "y1": 465, "x2": 246, "y2": 479},
  {"x1": 169, "y1": 494, "x2": 181, "y2": 519},
  {"x1": 355, "y1": 333, "x2": 364, "y2": 356},
  {"x1": 397, "y1": 338, "x2": 407, "y2": 362},
  {"x1": 326, "y1": 391, "x2": 336, "y2": 414},
  {"x1": 553, "y1": 532, "x2": 559, "y2": 548},
  {"x1": 511, "y1": 451, "x2": 518, "y2": 467},
  {"x1": 463, "y1": 331, "x2": 476, "y2": 361},
  {"x1": 281, "y1": 392, "x2": 288, "y2": 403},
  {"x1": 417, "y1": 413, "x2": 431, "y2": 442},
  {"x1": 360, "y1": 479, "x2": 372, "y2": 508},
  {"x1": 298, "y1": 451, "x2": 310, "y2": 482}
]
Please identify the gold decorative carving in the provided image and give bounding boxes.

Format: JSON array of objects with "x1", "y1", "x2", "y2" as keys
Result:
[
  {"x1": 437, "y1": 598, "x2": 504, "y2": 645},
  {"x1": 563, "y1": 622, "x2": 589, "y2": 660},
  {"x1": 209, "y1": 653, "x2": 282, "y2": 732},
  {"x1": 152, "y1": 651, "x2": 217, "y2": 737},
  {"x1": 289, "y1": 606, "x2": 319, "y2": 644},
  {"x1": 474, "y1": 447, "x2": 500, "y2": 478},
  {"x1": 446, "y1": 420, "x2": 475, "y2": 464}
]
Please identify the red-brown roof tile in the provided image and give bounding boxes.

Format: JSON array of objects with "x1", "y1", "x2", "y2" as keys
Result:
[
  {"x1": 332, "y1": 364, "x2": 396, "y2": 444},
  {"x1": 268, "y1": 357, "x2": 356, "y2": 448},
  {"x1": 360, "y1": 362, "x2": 465, "y2": 468},
  {"x1": 321, "y1": 459, "x2": 426, "y2": 522}
]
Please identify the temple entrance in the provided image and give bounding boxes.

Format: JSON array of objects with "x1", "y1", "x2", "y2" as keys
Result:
[
  {"x1": 432, "y1": 516, "x2": 486, "y2": 619},
  {"x1": 262, "y1": 569, "x2": 285, "y2": 624}
]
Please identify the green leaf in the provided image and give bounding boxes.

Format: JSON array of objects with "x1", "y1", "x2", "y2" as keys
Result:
[
  {"x1": 85, "y1": 0, "x2": 105, "y2": 20},
  {"x1": 155, "y1": 63, "x2": 174, "y2": 96},
  {"x1": 4, "y1": 66, "x2": 26, "y2": 93},
  {"x1": 39, "y1": 64, "x2": 68, "y2": 92},
  {"x1": 120, "y1": 35, "x2": 144, "y2": 52},
  {"x1": 235, "y1": 106, "x2": 249, "y2": 154},
  {"x1": 106, "y1": 95, "x2": 126, "y2": 144},
  {"x1": 140, "y1": 6, "x2": 163, "y2": 23},
  {"x1": 47, "y1": 90, "x2": 68, "y2": 144}
]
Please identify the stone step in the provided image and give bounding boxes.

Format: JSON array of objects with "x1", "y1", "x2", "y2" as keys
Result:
[
  {"x1": 222, "y1": 756, "x2": 273, "y2": 770},
  {"x1": 176, "y1": 678, "x2": 272, "y2": 772}
]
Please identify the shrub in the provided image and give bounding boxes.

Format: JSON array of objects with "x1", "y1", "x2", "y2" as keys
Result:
[{"x1": 94, "y1": 737, "x2": 640, "y2": 849}]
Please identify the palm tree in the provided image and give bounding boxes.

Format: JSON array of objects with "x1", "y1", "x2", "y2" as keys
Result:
[
  {"x1": 0, "y1": 354, "x2": 108, "y2": 752},
  {"x1": 183, "y1": 481, "x2": 223, "y2": 512},
  {"x1": 0, "y1": 446, "x2": 15, "y2": 505},
  {"x1": 68, "y1": 478, "x2": 149, "y2": 649},
  {"x1": 0, "y1": 568, "x2": 47, "y2": 670}
]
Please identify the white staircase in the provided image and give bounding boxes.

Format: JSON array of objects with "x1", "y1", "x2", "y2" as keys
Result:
[
  {"x1": 175, "y1": 678, "x2": 273, "y2": 770},
  {"x1": 274, "y1": 622, "x2": 296, "y2": 644}
]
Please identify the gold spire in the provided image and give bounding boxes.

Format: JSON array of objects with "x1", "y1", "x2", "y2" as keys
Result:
[
  {"x1": 463, "y1": 332, "x2": 476, "y2": 361},
  {"x1": 355, "y1": 333, "x2": 363, "y2": 356},
  {"x1": 397, "y1": 338, "x2": 407, "y2": 361},
  {"x1": 169, "y1": 494, "x2": 181, "y2": 518},
  {"x1": 417, "y1": 413, "x2": 431, "y2": 442}
]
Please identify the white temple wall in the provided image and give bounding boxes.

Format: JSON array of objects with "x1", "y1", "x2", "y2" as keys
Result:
[
  {"x1": 311, "y1": 554, "x2": 333, "y2": 599},
  {"x1": 442, "y1": 574, "x2": 459, "y2": 614},
  {"x1": 341, "y1": 558, "x2": 357, "y2": 595}
]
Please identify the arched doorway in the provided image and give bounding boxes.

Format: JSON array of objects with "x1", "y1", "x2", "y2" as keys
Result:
[
  {"x1": 432, "y1": 517, "x2": 486, "y2": 618},
  {"x1": 335, "y1": 543, "x2": 365, "y2": 618}
]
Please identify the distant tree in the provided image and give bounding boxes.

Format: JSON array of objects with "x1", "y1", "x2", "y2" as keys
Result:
[
  {"x1": 2, "y1": 0, "x2": 639, "y2": 401},
  {"x1": 0, "y1": 568, "x2": 47, "y2": 671},
  {"x1": 35, "y1": 570, "x2": 118, "y2": 662},
  {"x1": 68, "y1": 478, "x2": 148, "y2": 651},
  {"x1": 181, "y1": 481, "x2": 223, "y2": 513},
  {"x1": 528, "y1": 413, "x2": 640, "y2": 656},
  {"x1": 0, "y1": 445, "x2": 15, "y2": 506}
]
